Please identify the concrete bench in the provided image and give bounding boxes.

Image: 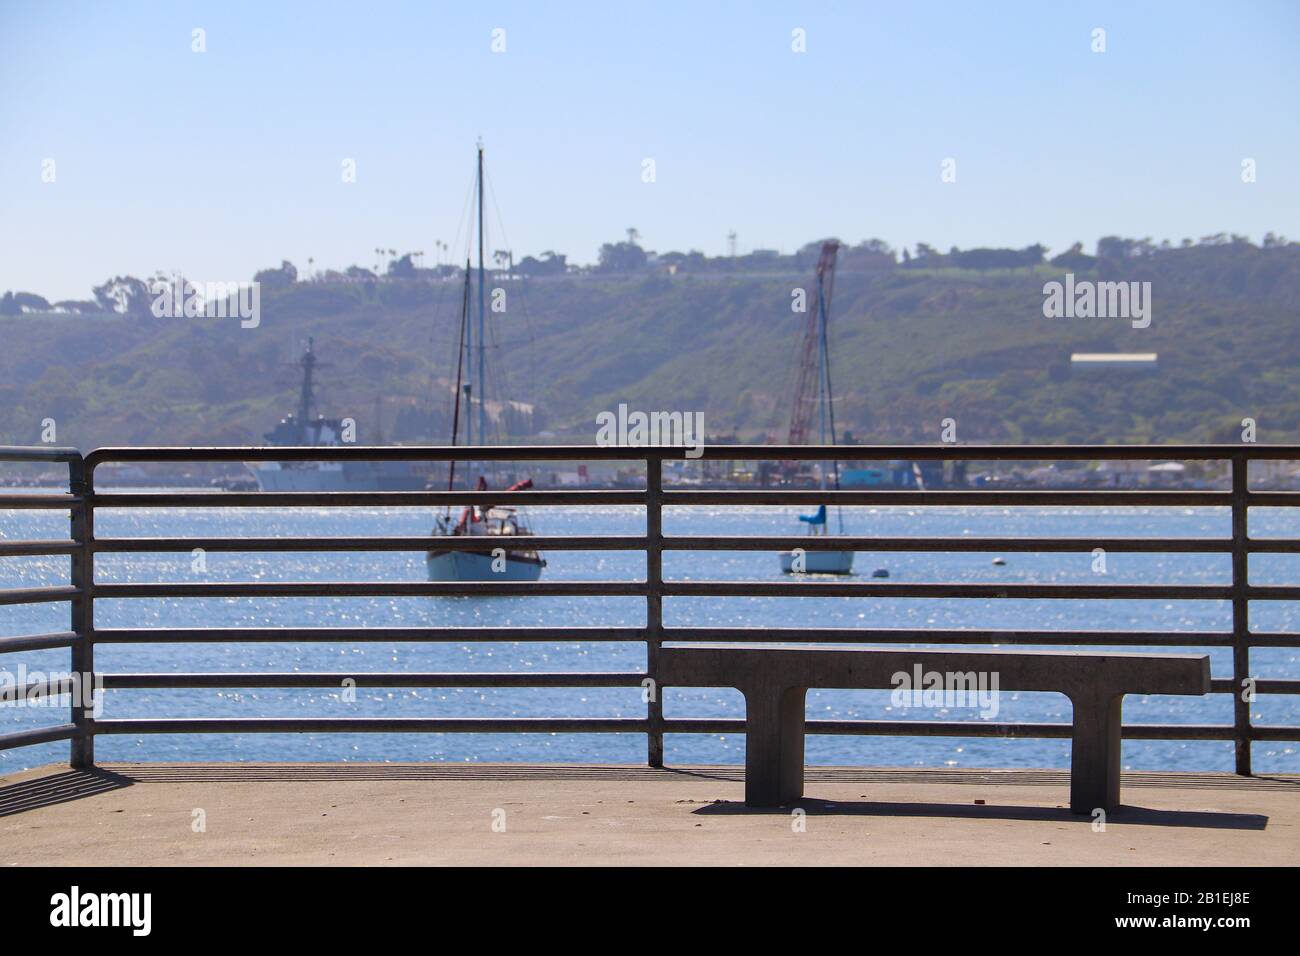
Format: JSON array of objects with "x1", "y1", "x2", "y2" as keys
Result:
[{"x1": 657, "y1": 645, "x2": 1211, "y2": 813}]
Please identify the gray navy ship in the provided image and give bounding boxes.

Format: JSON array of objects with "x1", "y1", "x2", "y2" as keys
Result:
[{"x1": 246, "y1": 338, "x2": 432, "y2": 492}]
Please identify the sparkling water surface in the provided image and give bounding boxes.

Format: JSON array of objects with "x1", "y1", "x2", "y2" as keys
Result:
[{"x1": 3, "y1": 498, "x2": 1297, "y2": 773}]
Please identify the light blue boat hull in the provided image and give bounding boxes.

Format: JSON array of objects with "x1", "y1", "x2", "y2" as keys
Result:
[
  {"x1": 426, "y1": 550, "x2": 544, "y2": 582},
  {"x1": 778, "y1": 550, "x2": 855, "y2": 575}
]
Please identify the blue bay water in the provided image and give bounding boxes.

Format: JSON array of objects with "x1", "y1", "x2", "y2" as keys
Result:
[{"x1": 2, "y1": 498, "x2": 1298, "y2": 773}]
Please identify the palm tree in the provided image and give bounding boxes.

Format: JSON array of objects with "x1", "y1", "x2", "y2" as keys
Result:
[{"x1": 626, "y1": 228, "x2": 640, "y2": 246}]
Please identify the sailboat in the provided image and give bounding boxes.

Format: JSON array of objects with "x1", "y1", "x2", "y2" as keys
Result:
[
  {"x1": 779, "y1": 241, "x2": 855, "y2": 574},
  {"x1": 426, "y1": 143, "x2": 545, "y2": 583},
  {"x1": 427, "y1": 476, "x2": 546, "y2": 581}
]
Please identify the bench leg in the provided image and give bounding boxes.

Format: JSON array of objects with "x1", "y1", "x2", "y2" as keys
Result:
[
  {"x1": 743, "y1": 685, "x2": 807, "y2": 806},
  {"x1": 1070, "y1": 693, "x2": 1123, "y2": 814}
]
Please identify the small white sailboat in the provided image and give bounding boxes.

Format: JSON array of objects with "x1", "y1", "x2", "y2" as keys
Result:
[
  {"x1": 778, "y1": 504, "x2": 855, "y2": 573},
  {"x1": 426, "y1": 142, "x2": 544, "y2": 584},
  {"x1": 779, "y1": 241, "x2": 854, "y2": 575}
]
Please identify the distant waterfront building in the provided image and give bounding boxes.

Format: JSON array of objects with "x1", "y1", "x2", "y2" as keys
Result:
[
  {"x1": 841, "y1": 460, "x2": 925, "y2": 488},
  {"x1": 1145, "y1": 461, "x2": 1186, "y2": 485},
  {"x1": 1095, "y1": 459, "x2": 1149, "y2": 488},
  {"x1": 1070, "y1": 352, "x2": 1158, "y2": 371}
]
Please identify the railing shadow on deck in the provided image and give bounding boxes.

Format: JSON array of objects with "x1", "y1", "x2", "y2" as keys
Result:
[
  {"x1": 0, "y1": 768, "x2": 133, "y2": 817},
  {"x1": 0, "y1": 762, "x2": 1290, "y2": 825},
  {"x1": 692, "y1": 797, "x2": 1270, "y2": 830}
]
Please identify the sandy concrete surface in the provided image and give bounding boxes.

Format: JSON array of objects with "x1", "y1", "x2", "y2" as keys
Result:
[{"x1": 1, "y1": 763, "x2": 1295, "y2": 866}]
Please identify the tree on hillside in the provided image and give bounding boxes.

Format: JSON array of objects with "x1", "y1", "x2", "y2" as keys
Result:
[
  {"x1": 656, "y1": 250, "x2": 708, "y2": 273},
  {"x1": 597, "y1": 240, "x2": 648, "y2": 273},
  {"x1": 17, "y1": 292, "x2": 52, "y2": 311},
  {"x1": 1050, "y1": 242, "x2": 1097, "y2": 271},
  {"x1": 515, "y1": 252, "x2": 567, "y2": 276},
  {"x1": 1096, "y1": 236, "x2": 1158, "y2": 259},
  {"x1": 51, "y1": 299, "x2": 103, "y2": 313},
  {"x1": 843, "y1": 239, "x2": 898, "y2": 270},
  {"x1": 1, "y1": 291, "x2": 54, "y2": 314},
  {"x1": 797, "y1": 238, "x2": 843, "y2": 258},
  {"x1": 910, "y1": 243, "x2": 942, "y2": 267},
  {"x1": 92, "y1": 276, "x2": 152, "y2": 314},
  {"x1": 947, "y1": 245, "x2": 1046, "y2": 270},
  {"x1": 854, "y1": 238, "x2": 895, "y2": 258},
  {"x1": 254, "y1": 260, "x2": 299, "y2": 288},
  {"x1": 387, "y1": 254, "x2": 418, "y2": 278}
]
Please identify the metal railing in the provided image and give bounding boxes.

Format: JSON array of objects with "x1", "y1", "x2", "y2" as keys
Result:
[{"x1": 2, "y1": 443, "x2": 1299, "y2": 775}]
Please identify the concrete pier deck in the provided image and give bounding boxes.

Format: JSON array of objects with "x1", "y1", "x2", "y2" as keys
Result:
[{"x1": 2, "y1": 763, "x2": 1296, "y2": 866}]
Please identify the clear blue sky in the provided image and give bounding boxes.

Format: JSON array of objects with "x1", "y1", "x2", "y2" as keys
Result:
[{"x1": 2, "y1": 0, "x2": 1297, "y2": 299}]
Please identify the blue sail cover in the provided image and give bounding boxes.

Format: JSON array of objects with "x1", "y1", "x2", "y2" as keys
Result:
[{"x1": 798, "y1": 504, "x2": 827, "y2": 525}]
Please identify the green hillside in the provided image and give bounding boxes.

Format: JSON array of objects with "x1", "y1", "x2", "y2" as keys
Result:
[{"x1": 2, "y1": 240, "x2": 1299, "y2": 450}]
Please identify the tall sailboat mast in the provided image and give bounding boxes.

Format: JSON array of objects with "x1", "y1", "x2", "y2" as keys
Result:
[
  {"x1": 447, "y1": 261, "x2": 472, "y2": 496},
  {"x1": 816, "y1": 243, "x2": 845, "y2": 532},
  {"x1": 476, "y1": 139, "x2": 487, "y2": 449},
  {"x1": 816, "y1": 278, "x2": 828, "y2": 474}
]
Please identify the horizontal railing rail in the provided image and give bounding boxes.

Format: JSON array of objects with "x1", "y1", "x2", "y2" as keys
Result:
[
  {"x1": 2, "y1": 443, "x2": 1299, "y2": 775},
  {"x1": 77, "y1": 442, "x2": 1300, "y2": 462}
]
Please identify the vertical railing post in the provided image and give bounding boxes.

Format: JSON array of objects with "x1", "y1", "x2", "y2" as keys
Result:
[
  {"x1": 1230, "y1": 452, "x2": 1252, "y2": 776},
  {"x1": 645, "y1": 454, "x2": 664, "y2": 767},
  {"x1": 68, "y1": 456, "x2": 95, "y2": 769}
]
